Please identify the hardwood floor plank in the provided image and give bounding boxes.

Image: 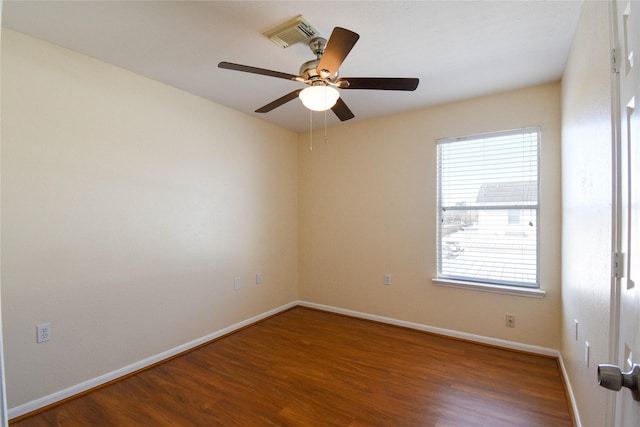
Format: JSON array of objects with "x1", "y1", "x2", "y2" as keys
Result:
[{"x1": 11, "y1": 307, "x2": 573, "y2": 426}]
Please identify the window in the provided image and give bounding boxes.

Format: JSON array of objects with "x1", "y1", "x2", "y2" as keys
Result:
[{"x1": 436, "y1": 127, "x2": 540, "y2": 289}]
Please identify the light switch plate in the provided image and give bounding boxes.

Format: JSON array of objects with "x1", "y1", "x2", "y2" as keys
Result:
[{"x1": 585, "y1": 341, "x2": 591, "y2": 367}]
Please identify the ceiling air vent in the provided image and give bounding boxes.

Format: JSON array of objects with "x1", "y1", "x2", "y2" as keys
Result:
[{"x1": 263, "y1": 15, "x2": 321, "y2": 48}]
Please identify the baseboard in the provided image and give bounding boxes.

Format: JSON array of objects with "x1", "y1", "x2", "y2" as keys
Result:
[
  {"x1": 298, "y1": 300, "x2": 581, "y2": 426},
  {"x1": 556, "y1": 353, "x2": 582, "y2": 427},
  {"x1": 8, "y1": 301, "x2": 297, "y2": 420},
  {"x1": 298, "y1": 301, "x2": 558, "y2": 356},
  {"x1": 9, "y1": 300, "x2": 581, "y2": 424}
]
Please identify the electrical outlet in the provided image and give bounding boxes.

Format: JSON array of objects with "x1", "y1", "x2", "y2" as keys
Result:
[
  {"x1": 384, "y1": 274, "x2": 392, "y2": 286},
  {"x1": 37, "y1": 323, "x2": 51, "y2": 343},
  {"x1": 234, "y1": 277, "x2": 240, "y2": 290},
  {"x1": 256, "y1": 273, "x2": 263, "y2": 285},
  {"x1": 505, "y1": 314, "x2": 516, "y2": 328}
]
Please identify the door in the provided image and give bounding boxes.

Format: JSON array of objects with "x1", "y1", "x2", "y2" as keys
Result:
[{"x1": 611, "y1": 0, "x2": 640, "y2": 425}]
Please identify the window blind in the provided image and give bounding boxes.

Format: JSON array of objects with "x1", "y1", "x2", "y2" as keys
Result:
[{"x1": 436, "y1": 127, "x2": 540, "y2": 288}]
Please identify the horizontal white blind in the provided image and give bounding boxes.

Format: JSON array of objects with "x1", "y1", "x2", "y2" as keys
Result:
[{"x1": 436, "y1": 127, "x2": 540, "y2": 287}]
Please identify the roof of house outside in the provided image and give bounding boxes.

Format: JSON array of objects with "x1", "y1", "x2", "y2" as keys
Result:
[{"x1": 476, "y1": 181, "x2": 537, "y2": 204}]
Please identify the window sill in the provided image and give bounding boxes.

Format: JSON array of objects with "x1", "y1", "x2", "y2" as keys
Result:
[{"x1": 432, "y1": 278, "x2": 546, "y2": 298}]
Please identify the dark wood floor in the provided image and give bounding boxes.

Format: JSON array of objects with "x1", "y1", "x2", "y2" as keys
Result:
[{"x1": 11, "y1": 306, "x2": 573, "y2": 426}]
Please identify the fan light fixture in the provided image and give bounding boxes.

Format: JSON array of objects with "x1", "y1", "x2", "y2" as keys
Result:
[{"x1": 299, "y1": 85, "x2": 339, "y2": 111}]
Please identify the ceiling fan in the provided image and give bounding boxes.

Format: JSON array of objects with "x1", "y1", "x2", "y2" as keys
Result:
[{"x1": 218, "y1": 27, "x2": 419, "y2": 122}]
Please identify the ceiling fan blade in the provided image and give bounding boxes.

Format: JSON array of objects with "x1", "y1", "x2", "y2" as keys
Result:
[
  {"x1": 317, "y1": 27, "x2": 359, "y2": 77},
  {"x1": 331, "y1": 97, "x2": 355, "y2": 121},
  {"x1": 218, "y1": 61, "x2": 299, "y2": 81},
  {"x1": 255, "y1": 89, "x2": 303, "y2": 113},
  {"x1": 338, "y1": 77, "x2": 419, "y2": 91}
]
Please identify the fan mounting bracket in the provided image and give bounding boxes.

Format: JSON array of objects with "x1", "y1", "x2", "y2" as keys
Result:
[{"x1": 307, "y1": 37, "x2": 327, "y2": 57}]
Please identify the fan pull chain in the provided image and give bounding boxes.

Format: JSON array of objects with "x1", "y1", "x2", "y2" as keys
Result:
[
  {"x1": 309, "y1": 109, "x2": 313, "y2": 151},
  {"x1": 323, "y1": 89, "x2": 329, "y2": 144},
  {"x1": 324, "y1": 109, "x2": 328, "y2": 144}
]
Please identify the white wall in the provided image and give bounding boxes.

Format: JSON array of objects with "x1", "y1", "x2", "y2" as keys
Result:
[
  {"x1": 1, "y1": 29, "x2": 299, "y2": 408},
  {"x1": 2, "y1": 7, "x2": 606, "y2": 418},
  {"x1": 0, "y1": 3, "x2": 9, "y2": 426},
  {"x1": 561, "y1": 2, "x2": 614, "y2": 426},
  {"x1": 299, "y1": 82, "x2": 562, "y2": 349}
]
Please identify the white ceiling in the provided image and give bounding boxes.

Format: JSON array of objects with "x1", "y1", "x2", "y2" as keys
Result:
[{"x1": 2, "y1": 1, "x2": 583, "y2": 133}]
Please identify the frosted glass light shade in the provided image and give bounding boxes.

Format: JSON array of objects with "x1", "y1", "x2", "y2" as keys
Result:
[{"x1": 299, "y1": 86, "x2": 339, "y2": 111}]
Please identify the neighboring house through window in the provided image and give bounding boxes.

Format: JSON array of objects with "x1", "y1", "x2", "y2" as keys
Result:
[{"x1": 436, "y1": 127, "x2": 540, "y2": 289}]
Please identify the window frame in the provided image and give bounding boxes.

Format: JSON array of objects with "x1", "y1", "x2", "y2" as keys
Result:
[{"x1": 434, "y1": 127, "x2": 542, "y2": 294}]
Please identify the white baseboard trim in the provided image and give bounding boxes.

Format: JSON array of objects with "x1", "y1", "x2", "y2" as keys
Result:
[
  {"x1": 10, "y1": 300, "x2": 581, "y2": 425},
  {"x1": 298, "y1": 301, "x2": 558, "y2": 356},
  {"x1": 556, "y1": 353, "x2": 582, "y2": 427},
  {"x1": 298, "y1": 301, "x2": 581, "y2": 425},
  {"x1": 8, "y1": 301, "x2": 297, "y2": 420}
]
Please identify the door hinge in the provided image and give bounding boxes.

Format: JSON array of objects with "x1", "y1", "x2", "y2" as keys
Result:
[
  {"x1": 614, "y1": 252, "x2": 626, "y2": 278},
  {"x1": 612, "y1": 48, "x2": 620, "y2": 74}
]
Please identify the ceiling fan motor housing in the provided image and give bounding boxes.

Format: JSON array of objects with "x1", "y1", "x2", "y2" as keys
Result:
[{"x1": 300, "y1": 38, "x2": 338, "y2": 83}]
